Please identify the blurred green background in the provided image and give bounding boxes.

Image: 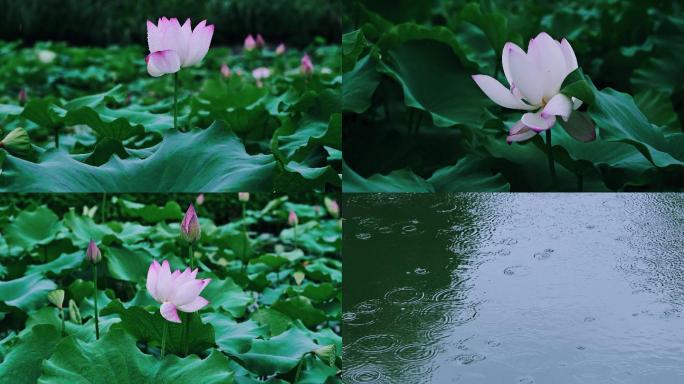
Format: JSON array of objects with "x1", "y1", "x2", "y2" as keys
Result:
[
  {"x1": 0, "y1": 0, "x2": 341, "y2": 47},
  {"x1": 0, "y1": 193, "x2": 334, "y2": 225}
]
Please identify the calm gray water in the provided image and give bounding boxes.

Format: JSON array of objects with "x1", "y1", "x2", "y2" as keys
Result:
[{"x1": 342, "y1": 193, "x2": 684, "y2": 384}]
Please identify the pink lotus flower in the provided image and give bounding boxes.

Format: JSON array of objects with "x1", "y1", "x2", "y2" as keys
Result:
[
  {"x1": 238, "y1": 192, "x2": 250, "y2": 202},
  {"x1": 252, "y1": 67, "x2": 271, "y2": 80},
  {"x1": 300, "y1": 54, "x2": 313, "y2": 75},
  {"x1": 255, "y1": 34, "x2": 265, "y2": 47},
  {"x1": 220, "y1": 63, "x2": 231, "y2": 78},
  {"x1": 146, "y1": 260, "x2": 211, "y2": 323},
  {"x1": 244, "y1": 34, "x2": 256, "y2": 51},
  {"x1": 86, "y1": 240, "x2": 102, "y2": 264},
  {"x1": 275, "y1": 43, "x2": 286, "y2": 55},
  {"x1": 181, "y1": 203, "x2": 201, "y2": 243},
  {"x1": 146, "y1": 17, "x2": 214, "y2": 77},
  {"x1": 472, "y1": 32, "x2": 591, "y2": 143},
  {"x1": 288, "y1": 210, "x2": 298, "y2": 226},
  {"x1": 252, "y1": 67, "x2": 271, "y2": 88}
]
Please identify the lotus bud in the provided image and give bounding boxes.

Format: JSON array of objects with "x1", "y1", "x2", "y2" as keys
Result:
[
  {"x1": 0, "y1": 127, "x2": 31, "y2": 157},
  {"x1": 86, "y1": 240, "x2": 102, "y2": 264},
  {"x1": 69, "y1": 299, "x2": 82, "y2": 324},
  {"x1": 275, "y1": 43, "x2": 285, "y2": 55},
  {"x1": 313, "y1": 344, "x2": 337, "y2": 367},
  {"x1": 37, "y1": 49, "x2": 56, "y2": 64},
  {"x1": 48, "y1": 290, "x2": 65, "y2": 309},
  {"x1": 181, "y1": 203, "x2": 201, "y2": 243},
  {"x1": 196, "y1": 193, "x2": 205, "y2": 205},
  {"x1": 324, "y1": 197, "x2": 339, "y2": 218},
  {"x1": 244, "y1": 34, "x2": 256, "y2": 51},
  {"x1": 238, "y1": 192, "x2": 250, "y2": 202},
  {"x1": 255, "y1": 34, "x2": 265, "y2": 47},
  {"x1": 288, "y1": 210, "x2": 298, "y2": 227},
  {"x1": 18, "y1": 89, "x2": 26, "y2": 105},
  {"x1": 300, "y1": 54, "x2": 313, "y2": 75},
  {"x1": 220, "y1": 63, "x2": 231, "y2": 78}
]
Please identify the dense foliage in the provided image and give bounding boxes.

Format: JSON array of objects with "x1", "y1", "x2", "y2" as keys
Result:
[
  {"x1": 342, "y1": 0, "x2": 684, "y2": 191},
  {"x1": 0, "y1": 40, "x2": 340, "y2": 192},
  {"x1": 0, "y1": 0, "x2": 341, "y2": 46},
  {"x1": 0, "y1": 194, "x2": 342, "y2": 383}
]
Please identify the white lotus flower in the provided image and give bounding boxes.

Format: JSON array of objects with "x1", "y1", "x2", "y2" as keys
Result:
[{"x1": 472, "y1": 32, "x2": 590, "y2": 143}]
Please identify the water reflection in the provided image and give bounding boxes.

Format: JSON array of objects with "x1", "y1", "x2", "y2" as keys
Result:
[{"x1": 343, "y1": 193, "x2": 684, "y2": 383}]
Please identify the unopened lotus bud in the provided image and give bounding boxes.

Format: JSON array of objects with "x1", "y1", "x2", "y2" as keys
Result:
[
  {"x1": 238, "y1": 192, "x2": 250, "y2": 202},
  {"x1": 0, "y1": 127, "x2": 31, "y2": 157},
  {"x1": 86, "y1": 240, "x2": 102, "y2": 264},
  {"x1": 275, "y1": 43, "x2": 285, "y2": 55},
  {"x1": 48, "y1": 290, "x2": 65, "y2": 309},
  {"x1": 255, "y1": 34, "x2": 265, "y2": 47},
  {"x1": 288, "y1": 210, "x2": 298, "y2": 226},
  {"x1": 300, "y1": 54, "x2": 313, "y2": 75},
  {"x1": 68, "y1": 299, "x2": 82, "y2": 324},
  {"x1": 220, "y1": 63, "x2": 231, "y2": 78},
  {"x1": 324, "y1": 197, "x2": 339, "y2": 218},
  {"x1": 18, "y1": 89, "x2": 26, "y2": 105},
  {"x1": 244, "y1": 34, "x2": 256, "y2": 51},
  {"x1": 313, "y1": 344, "x2": 336, "y2": 367},
  {"x1": 181, "y1": 204, "x2": 201, "y2": 243},
  {"x1": 196, "y1": 193, "x2": 205, "y2": 205}
]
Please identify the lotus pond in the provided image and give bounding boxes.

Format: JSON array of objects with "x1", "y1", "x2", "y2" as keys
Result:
[
  {"x1": 343, "y1": 193, "x2": 684, "y2": 383},
  {"x1": 0, "y1": 35, "x2": 340, "y2": 192},
  {"x1": 0, "y1": 193, "x2": 341, "y2": 383}
]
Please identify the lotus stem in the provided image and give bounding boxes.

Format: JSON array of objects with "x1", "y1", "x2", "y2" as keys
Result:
[
  {"x1": 577, "y1": 174, "x2": 583, "y2": 192},
  {"x1": 93, "y1": 263, "x2": 99, "y2": 340},
  {"x1": 414, "y1": 113, "x2": 422, "y2": 136},
  {"x1": 188, "y1": 243, "x2": 194, "y2": 269},
  {"x1": 173, "y1": 72, "x2": 178, "y2": 131},
  {"x1": 183, "y1": 313, "x2": 190, "y2": 356},
  {"x1": 294, "y1": 353, "x2": 310, "y2": 383},
  {"x1": 54, "y1": 126, "x2": 59, "y2": 149},
  {"x1": 161, "y1": 321, "x2": 168, "y2": 358},
  {"x1": 60, "y1": 307, "x2": 66, "y2": 337},
  {"x1": 242, "y1": 202, "x2": 248, "y2": 272},
  {"x1": 101, "y1": 193, "x2": 107, "y2": 223},
  {"x1": 294, "y1": 224, "x2": 298, "y2": 250},
  {"x1": 545, "y1": 130, "x2": 557, "y2": 189},
  {"x1": 407, "y1": 108, "x2": 414, "y2": 134}
]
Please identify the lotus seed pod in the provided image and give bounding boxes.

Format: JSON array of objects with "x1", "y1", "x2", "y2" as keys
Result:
[
  {"x1": 313, "y1": 344, "x2": 337, "y2": 367},
  {"x1": 47, "y1": 289, "x2": 65, "y2": 309},
  {"x1": 0, "y1": 127, "x2": 31, "y2": 157}
]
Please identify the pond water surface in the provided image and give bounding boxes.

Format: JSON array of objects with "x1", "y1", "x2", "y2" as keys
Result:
[{"x1": 343, "y1": 193, "x2": 684, "y2": 384}]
